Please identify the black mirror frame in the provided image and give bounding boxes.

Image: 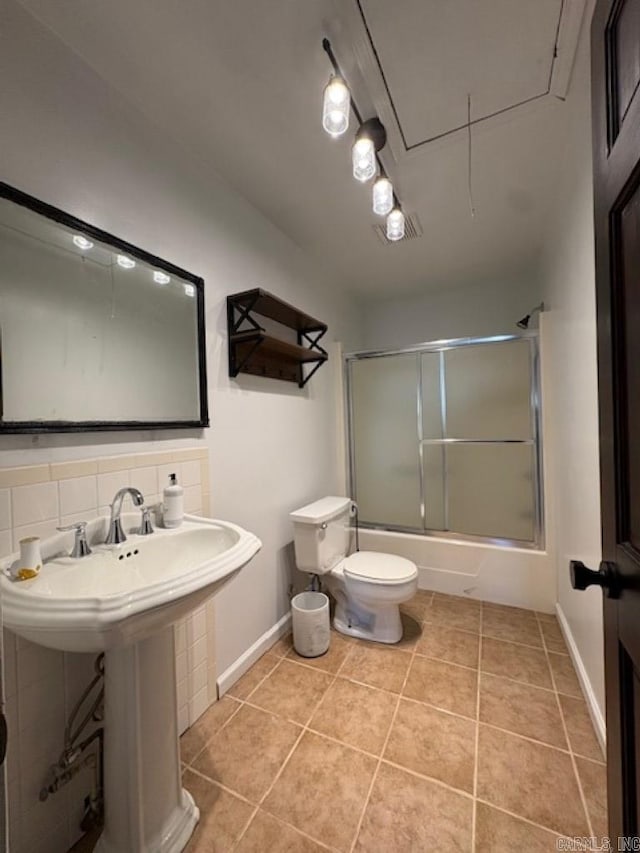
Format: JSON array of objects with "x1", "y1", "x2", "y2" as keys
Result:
[{"x1": 0, "y1": 182, "x2": 209, "y2": 434}]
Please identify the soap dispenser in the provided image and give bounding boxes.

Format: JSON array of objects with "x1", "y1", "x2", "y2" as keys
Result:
[{"x1": 163, "y1": 473, "x2": 184, "y2": 528}]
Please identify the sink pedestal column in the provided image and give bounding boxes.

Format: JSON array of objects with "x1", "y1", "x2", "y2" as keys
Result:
[{"x1": 95, "y1": 626, "x2": 199, "y2": 853}]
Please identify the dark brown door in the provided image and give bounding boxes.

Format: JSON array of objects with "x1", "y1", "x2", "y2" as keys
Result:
[{"x1": 584, "y1": 0, "x2": 640, "y2": 838}]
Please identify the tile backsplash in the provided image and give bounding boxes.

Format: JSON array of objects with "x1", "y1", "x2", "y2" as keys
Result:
[{"x1": 1, "y1": 447, "x2": 214, "y2": 853}]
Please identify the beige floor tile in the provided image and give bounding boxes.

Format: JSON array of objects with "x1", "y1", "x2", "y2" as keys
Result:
[
  {"x1": 227, "y1": 652, "x2": 280, "y2": 700},
  {"x1": 269, "y1": 633, "x2": 294, "y2": 658},
  {"x1": 482, "y1": 606, "x2": 543, "y2": 648},
  {"x1": 475, "y1": 802, "x2": 563, "y2": 852},
  {"x1": 309, "y1": 678, "x2": 397, "y2": 755},
  {"x1": 404, "y1": 655, "x2": 478, "y2": 718},
  {"x1": 536, "y1": 610, "x2": 558, "y2": 623},
  {"x1": 549, "y1": 652, "x2": 582, "y2": 697},
  {"x1": 183, "y1": 769, "x2": 254, "y2": 852},
  {"x1": 483, "y1": 602, "x2": 537, "y2": 617},
  {"x1": 235, "y1": 810, "x2": 326, "y2": 853},
  {"x1": 263, "y1": 730, "x2": 377, "y2": 851},
  {"x1": 287, "y1": 630, "x2": 354, "y2": 674},
  {"x1": 393, "y1": 612, "x2": 423, "y2": 650},
  {"x1": 576, "y1": 756, "x2": 608, "y2": 839},
  {"x1": 425, "y1": 595, "x2": 481, "y2": 633},
  {"x1": 479, "y1": 673, "x2": 567, "y2": 748},
  {"x1": 339, "y1": 643, "x2": 412, "y2": 693},
  {"x1": 180, "y1": 696, "x2": 241, "y2": 764},
  {"x1": 192, "y1": 704, "x2": 301, "y2": 802},
  {"x1": 385, "y1": 699, "x2": 476, "y2": 792},
  {"x1": 481, "y1": 637, "x2": 552, "y2": 688},
  {"x1": 540, "y1": 619, "x2": 568, "y2": 653},
  {"x1": 354, "y1": 762, "x2": 473, "y2": 853},
  {"x1": 477, "y1": 725, "x2": 589, "y2": 836},
  {"x1": 417, "y1": 623, "x2": 480, "y2": 668},
  {"x1": 400, "y1": 589, "x2": 433, "y2": 621},
  {"x1": 248, "y1": 660, "x2": 333, "y2": 725},
  {"x1": 559, "y1": 695, "x2": 604, "y2": 761}
]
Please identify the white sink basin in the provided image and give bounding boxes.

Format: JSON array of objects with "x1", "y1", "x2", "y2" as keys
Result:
[
  {"x1": 1, "y1": 514, "x2": 261, "y2": 652},
  {"x1": 1, "y1": 513, "x2": 261, "y2": 853}
]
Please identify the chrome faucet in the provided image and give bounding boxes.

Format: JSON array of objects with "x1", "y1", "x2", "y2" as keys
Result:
[{"x1": 106, "y1": 487, "x2": 153, "y2": 545}]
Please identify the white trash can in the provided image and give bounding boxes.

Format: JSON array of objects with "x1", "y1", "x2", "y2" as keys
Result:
[{"x1": 291, "y1": 591, "x2": 330, "y2": 658}]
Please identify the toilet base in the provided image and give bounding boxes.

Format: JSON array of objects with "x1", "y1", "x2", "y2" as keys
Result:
[{"x1": 332, "y1": 598, "x2": 403, "y2": 644}]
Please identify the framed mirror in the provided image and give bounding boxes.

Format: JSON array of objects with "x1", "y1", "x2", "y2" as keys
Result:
[{"x1": 0, "y1": 183, "x2": 209, "y2": 433}]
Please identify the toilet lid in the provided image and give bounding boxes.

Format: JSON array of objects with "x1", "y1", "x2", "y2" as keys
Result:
[{"x1": 343, "y1": 551, "x2": 417, "y2": 584}]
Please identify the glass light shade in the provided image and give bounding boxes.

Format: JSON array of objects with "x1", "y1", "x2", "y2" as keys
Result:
[
  {"x1": 116, "y1": 254, "x2": 136, "y2": 269},
  {"x1": 352, "y1": 137, "x2": 376, "y2": 182},
  {"x1": 153, "y1": 270, "x2": 171, "y2": 285},
  {"x1": 73, "y1": 235, "x2": 94, "y2": 251},
  {"x1": 372, "y1": 176, "x2": 393, "y2": 216},
  {"x1": 386, "y1": 208, "x2": 405, "y2": 241},
  {"x1": 322, "y1": 76, "x2": 349, "y2": 137}
]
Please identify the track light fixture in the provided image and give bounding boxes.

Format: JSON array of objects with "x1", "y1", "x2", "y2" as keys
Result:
[
  {"x1": 321, "y1": 38, "x2": 406, "y2": 241},
  {"x1": 322, "y1": 75, "x2": 350, "y2": 137},
  {"x1": 372, "y1": 175, "x2": 394, "y2": 216},
  {"x1": 352, "y1": 136, "x2": 376, "y2": 183},
  {"x1": 386, "y1": 208, "x2": 405, "y2": 242}
]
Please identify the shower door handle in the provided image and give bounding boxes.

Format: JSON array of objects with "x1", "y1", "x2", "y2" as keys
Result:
[{"x1": 570, "y1": 560, "x2": 620, "y2": 598}]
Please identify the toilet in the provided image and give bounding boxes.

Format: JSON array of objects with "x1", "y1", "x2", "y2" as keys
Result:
[{"x1": 290, "y1": 496, "x2": 418, "y2": 644}]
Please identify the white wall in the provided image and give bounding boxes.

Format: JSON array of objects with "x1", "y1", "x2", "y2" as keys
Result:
[
  {"x1": 360, "y1": 275, "x2": 543, "y2": 351},
  {"x1": 540, "y1": 20, "x2": 605, "y2": 722}
]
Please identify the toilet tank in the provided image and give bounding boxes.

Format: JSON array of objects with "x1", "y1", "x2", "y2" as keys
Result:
[{"x1": 289, "y1": 496, "x2": 352, "y2": 574}]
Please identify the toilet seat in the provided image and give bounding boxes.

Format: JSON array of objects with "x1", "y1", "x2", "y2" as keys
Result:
[{"x1": 343, "y1": 551, "x2": 418, "y2": 585}]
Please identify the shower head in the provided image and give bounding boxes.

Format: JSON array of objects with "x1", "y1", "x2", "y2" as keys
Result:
[{"x1": 516, "y1": 302, "x2": 544, "y2": 330}]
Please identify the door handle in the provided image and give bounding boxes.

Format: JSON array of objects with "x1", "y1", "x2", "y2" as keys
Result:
[{"x1": 570, "y1": 560, "x2": 620, "y2": 598}]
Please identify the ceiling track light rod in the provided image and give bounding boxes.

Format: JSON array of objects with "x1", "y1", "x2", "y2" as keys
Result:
[{"x1": 322, "y1": 37, "x2": 400, "y2": 208}]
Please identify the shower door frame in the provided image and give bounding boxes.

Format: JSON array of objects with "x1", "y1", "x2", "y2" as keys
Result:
[{"x1": 344, "y1": 332, "x2": 545, "y2": 550}]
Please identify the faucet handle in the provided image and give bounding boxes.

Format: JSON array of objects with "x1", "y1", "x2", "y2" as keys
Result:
[
  {"x1": 57, "y1": 521, "x2": 92, "y2": 559},
  {"x1": 57, "y1": 521, "x2": 87, "y2": 532},
  {"x1": 136, "y1": 506, "x2": 154, "y2": 536}
]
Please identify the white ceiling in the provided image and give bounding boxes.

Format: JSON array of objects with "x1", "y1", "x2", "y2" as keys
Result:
[
  {"x1": 16, "y1": 0, "x2": 585, "y2": 296},
  {"x1": 357, "y1": 0, "x2": 563, "y2": 146}
]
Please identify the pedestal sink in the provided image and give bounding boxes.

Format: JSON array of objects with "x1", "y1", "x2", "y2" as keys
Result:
[{"x1": 1, "y1": 514, "x2": 261, "y2": 853}]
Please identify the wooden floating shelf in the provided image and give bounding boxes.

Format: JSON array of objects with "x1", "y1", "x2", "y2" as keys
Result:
[
  {"x1": 228, "y1": 290, "x2": 326, "y2": 333},
  {"x1": 227, "y1": 289, "x2": 328, "y2": 388},
  {"x1": 231, "y1": 331, "x2": 328, "y2": 363}
]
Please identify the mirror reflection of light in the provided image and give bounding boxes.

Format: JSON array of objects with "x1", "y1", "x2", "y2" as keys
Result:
[
  {"x1": 183, "y1": 283, "x2": 196, "y2": 298},
  {"x1": 153, "y1": 271, "x2": 171, "y2": 285},
  {"x1": 73, "y1": 235, "x2": 94, "y2": 251},
  {"x1": 116, "y1": 254, "x2": 136, "y2": 269}
]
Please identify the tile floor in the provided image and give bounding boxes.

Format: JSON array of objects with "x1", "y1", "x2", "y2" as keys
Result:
[{"x1": 176, "y1": 592, "x2": 607, "y2": 852}]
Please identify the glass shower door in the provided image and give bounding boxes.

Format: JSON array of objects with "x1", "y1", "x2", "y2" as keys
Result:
[
  {"x1": 442, "y1": 340, "x2": 537, "y2": 541},
  {"x1": 347, "y1": 335, "x2": 542, "y2": 546},
  {"x1": 349, "y1": 353, "x2": 422, "y2": 529}
]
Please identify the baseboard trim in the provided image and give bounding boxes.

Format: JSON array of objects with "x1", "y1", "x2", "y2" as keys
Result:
[
  {"x1": 555, "y1": 602, "x2": 606, "y2": 753},
  {"x1": 216, "y1": 612, "x2": 292, "y2": 698}
]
